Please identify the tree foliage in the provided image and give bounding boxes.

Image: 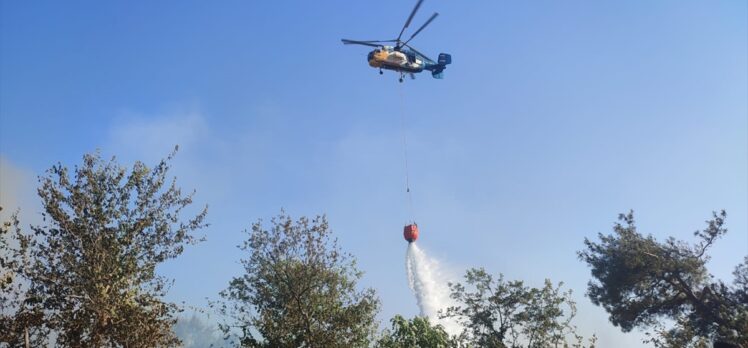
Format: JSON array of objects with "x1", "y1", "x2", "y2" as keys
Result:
[
  {"x1": 216, "y1": 212, "x2": 380, "y2": 348},
  {"x1": 375, "y1": 315, "x2": 456, "y2": 348},
  {"x1": 443, "y1": 268, "x2": 595, "y2": 348},
  {"x1": 0, "y1": 207, "x2": 47, "y2": 346},
  {"x1": 19, "y1": 149, "x2": 207, "y2": 347},
  {"x1": 578, "y1": 211, "x2": 747, "y2": 347}
]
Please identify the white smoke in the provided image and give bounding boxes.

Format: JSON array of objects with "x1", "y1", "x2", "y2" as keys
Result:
[{"x1": 405, "y1": 242, "x2": 462, "y2": 336}]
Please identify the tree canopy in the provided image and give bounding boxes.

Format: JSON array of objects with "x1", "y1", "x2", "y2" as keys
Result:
[
  {"x1": 0, "y1": 207, "x2": 47, "y2": 346},
  {"x1": 216, "y1": 212, "x2": 380, "y2": 347},
  {"x1": 578, "y1": 211, "x2": 747, "y2": 347},
  {"x1": 443, "y1": 268, "x2": 595, "y2": 348},
  {"x1": 15, "y1": 149, "x2": 207, "y2": 347},
  {"x1": 375, "y1": 315, "x2": 456, "y2": 348}
]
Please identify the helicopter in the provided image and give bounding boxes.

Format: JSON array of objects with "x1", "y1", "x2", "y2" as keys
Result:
[{"x1": 341, "y1": 0, "x2": 451, "y2": 82}]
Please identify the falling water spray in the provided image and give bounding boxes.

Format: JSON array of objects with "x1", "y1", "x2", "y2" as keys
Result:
[{"x1": 405, "y1": 242, "x2": 461, "y2": 336}]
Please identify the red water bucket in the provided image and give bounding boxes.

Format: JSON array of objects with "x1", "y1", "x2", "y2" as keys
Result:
[{"x1": 403, "y1": 224, "x2": 419, "y2": 243}]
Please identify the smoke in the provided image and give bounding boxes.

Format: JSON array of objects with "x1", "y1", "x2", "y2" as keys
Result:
[
  {"x1": 405, "y1": 242, "x2": 462, "y2": 336},
  {"x1": 0, "y1": 156, "x2": 32, "y2": 215},
  {"x1": 174, "y1": 314, "x2": 233, "y2": 348}
]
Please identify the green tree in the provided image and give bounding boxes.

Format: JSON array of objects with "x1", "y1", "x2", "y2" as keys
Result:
[
  {"x1": 0, "y1": 207, "x2": 47, "y2": 346},
  {"x1": 443, "y1": 268, "x2": 595, "y2": 348},
  {"x1": 375, "y1": 315, "x2": 456, "y2": 348},
  {"x1": 25, "y1": 149, "x2": 207, "y2": 347},
  {"x1": 578, "y1": 211, "x2": 747, "y2": 348},
  {"x1": 216, "y1": 212, "x2": 379, "y2": 348}
]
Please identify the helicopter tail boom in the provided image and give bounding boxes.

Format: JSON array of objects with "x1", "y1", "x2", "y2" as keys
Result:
[{"x1": 426, "y1": 53, "x2": 451, "y2": 79}]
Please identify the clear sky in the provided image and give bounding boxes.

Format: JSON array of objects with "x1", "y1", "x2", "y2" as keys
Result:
[{"x1": 1, "y1": 1, "x2": 746, "y2": 346}]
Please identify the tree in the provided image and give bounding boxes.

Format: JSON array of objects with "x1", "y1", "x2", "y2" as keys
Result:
[
  {"x1": 24, "y1": 149, "x2": 207, "y2": 347},
  {"x1": 443, "y1": 268, "x2": 595, "y2": 348},
  {"x1": 215, "y1": 212, "x2": 380, "y2": 348},
  {"x1": 375, "y1": 315, "x2": 457, "y2": 348},
  {"x1": 578, "y1": 211, "x2": 748, "y2": 348},
  {"x1": 0, "y1": 207, "x2": 47, "y2": 346}
]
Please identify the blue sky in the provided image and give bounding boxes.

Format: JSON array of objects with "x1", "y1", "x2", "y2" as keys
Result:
[{"x1": 1, "y1": 1, "x2": 746, "y2": 346}]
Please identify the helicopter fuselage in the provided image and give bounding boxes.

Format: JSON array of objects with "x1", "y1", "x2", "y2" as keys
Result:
[{"x1": 367, "y1": 47, "x2": 424, "y2": 73}]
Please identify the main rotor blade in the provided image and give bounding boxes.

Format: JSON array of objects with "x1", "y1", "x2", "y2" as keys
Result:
[
  {"x1": 397, "y1": 0, "x2": 424, "y2": 42},
  {"x1": 403, "y1": 12, "x2": 438, "y2": 46},
  {"x1": 341, "y1": 39, "x2": 386, "y2": 47},
  {"x1": 404, "y1": 44, "x2": 434, "y2": 63},
  {"x1": 363, "y1": 39, "x2": 399, "y2": 43}
]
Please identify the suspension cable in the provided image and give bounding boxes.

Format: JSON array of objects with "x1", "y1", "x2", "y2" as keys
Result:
[{"x1": 398, "y1": 83, "x2": 415, "y2": 222}]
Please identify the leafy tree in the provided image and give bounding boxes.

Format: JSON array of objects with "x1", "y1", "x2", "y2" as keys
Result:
[
  {"x1": 215, "y1": 212, "x2": 379, "y2": 348},
  {"x1": 0, "y1": 207, "x2": 47, "y2": 346},
  {"x1": 578, "y1": 211, "x2": 747, "y2": 348},
  {"x1": 443, "y1": 268, "x2": 595, "y2": 348},
  {"x1": 24, "y1": 149, "x2": 207, "y2": 347},
  {"x1": 375, "y1": 315, "x2": 457, "y2": 348}
]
